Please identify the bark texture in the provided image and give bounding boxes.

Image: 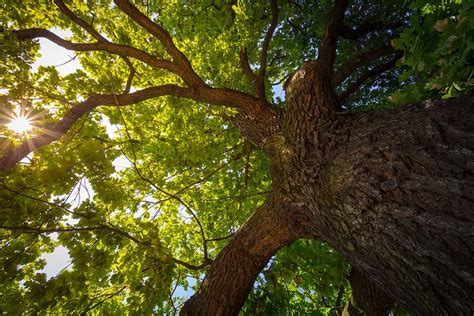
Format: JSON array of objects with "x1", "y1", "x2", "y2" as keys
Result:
[
  {"x1": 342, "y1": 268, "x2": 393, "y2": 316},
  {"x1": 280, "y1": 60, "x2": 474, "y2": 315},
  {"x1": 181, "y1": 59, "x2": 474, "y2": 314},
  {"x1": 311, "y1": 97, "x2": 474, "y2": 315}
]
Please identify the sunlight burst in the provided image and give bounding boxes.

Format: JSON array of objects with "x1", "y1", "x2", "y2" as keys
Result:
[{"x1": 7, "y1": 114, "x2": 33, "y2": 133}]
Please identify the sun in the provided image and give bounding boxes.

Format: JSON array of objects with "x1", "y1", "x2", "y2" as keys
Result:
[{"x1": 7, "y1": 114, "x2": 33, "y2": 133}]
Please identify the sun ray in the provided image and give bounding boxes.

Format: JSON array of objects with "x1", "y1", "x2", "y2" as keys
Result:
[
  {"x1": 2, "y1": 105, "x2": 45, "y2": 135},
  {"x1": 7, "y1": 113, "x2": 33, "y2": 133}
]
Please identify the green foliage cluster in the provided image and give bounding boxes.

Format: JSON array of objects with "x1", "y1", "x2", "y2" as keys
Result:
[
  {"x1": 391, "y1": 0, "x2": 474, "y2": 104},
  {"x1": 243, "y1": 240, "x2": 350, "y2": 315},
  {"x1": 1, "y1": 1, "x2": 274, "y2": 310}
]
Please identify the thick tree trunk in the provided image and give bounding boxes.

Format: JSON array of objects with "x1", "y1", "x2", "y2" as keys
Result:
[
  {"x1": 181, "y1": 58, "x2": 473, "y2": 314},
  {"x1": 281, "y1": 61, "x2": 474, "y2": 315}
]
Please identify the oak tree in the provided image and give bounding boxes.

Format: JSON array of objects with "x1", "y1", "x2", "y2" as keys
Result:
[{"x1": 1, "y1": 0, "x2": 473, "y2": 314}]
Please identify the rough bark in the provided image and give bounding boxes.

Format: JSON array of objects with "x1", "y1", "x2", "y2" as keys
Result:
[
  {"x1": 342, "y1": 268, "x2": 393, "y2": 316},
  {"x1": 281, "y1": 60, "x2": 474, "y2": 315},
  {"x1": 316, "y1": 96, "x2": 474, "y2": 315}
]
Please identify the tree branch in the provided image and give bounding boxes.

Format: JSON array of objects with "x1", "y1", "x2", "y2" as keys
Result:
[
  {"x1": 12, "y1": 28, "x2": 178, "y2": 73},
  {"x1": 336, "y1": 20, "x2": 383, "y2": 40},
  {"x1": 0, "y1": 225, "x2": 104, "y2": 233},
  {"x1": 206, "y1": 232, "x2": 235, "y2": 242},
  {"x1": 7, "y1": 71, "x2": 72, "y2": 105},
  {"x1": 317, "y1": 0, "x2": 348, "y2": 75},
  {"x1": 0, "y1": 184, "x2": 71, "y2": 212},
  {"x1": 201, "y1": 190, "x2": 271, "y2": 202},
  {"x1": 116, "y1": 117, "x2": 213, "y2": 269},
  {"x1": 81, "y1": 286, "x2": 126, "y2": 315},
  {"x1": 181, "y1": 192, "x2": 320, "y2": 314},
  {"x1": 131, "y1": 161, "x2": 210, "y2": 263},
  {"x1": 4, "y1": 6, "x2": 281, "y2": 172},
  {"x1": 169, "y1": 271, "x2": 181, "y2": 314},
  {"x1": 338, "y1": 53, "x2": 402, "y2": 102},
  {"x1": 172, "y1": 258, "x2": 211, "y2": 271},
  {"x1": 239, "y1": 47, "x2": 258, "y2": 89},
  {"x1": 54, "y1": 0, "x2": 136, "y2": 93},
  {"x1": 332, "y1": 45, "x2": 396, "y2": 86},
  {"x1": 238, "y1": 0, "x2": 278, "y2": 100},
  {"x1": 0, "y1": 224, "x2": 140, "y2": 243},
  {"x1": 123, "y1": 58, "x2": 136, "y2": 93},
  {"x1": 0, "y1": 84, "x2": 262, "y2": 171},
  {"x1": 3, "y1": 183, "x2": 212, "y2": 273},
  {"x1": 113, "y1": 0, "x2": 204, "y2": 86},
  {"x1": 54, "y1": 0, "x2": 107, "y2": 42}
]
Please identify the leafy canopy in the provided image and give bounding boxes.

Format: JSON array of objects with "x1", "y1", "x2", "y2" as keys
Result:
[{"x1": 0, "y1": 0, "x2": 472, "y2": 314}]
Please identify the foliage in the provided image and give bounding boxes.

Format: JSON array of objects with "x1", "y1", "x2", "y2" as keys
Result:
[
  {"x1": 242, "y1": 240, "x2": 350, "y2": 315},
  {"x1": 390, "y1": 0, "x2": 474, "y2": 104},
  {"x1": 0, "y1": 0, "x2": 471, "y2": 314}
]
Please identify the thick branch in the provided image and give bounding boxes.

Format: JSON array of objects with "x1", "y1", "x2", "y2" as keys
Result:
[
  {"x1": 123, "y1": 58, "x2": 136, "y2": 93},
  {"x1": 181, "y1": 192, "x2": 319, "y2": 315},
  {"x1": 12, "y1": 28, "x2": 177, "y2": 73},
  {"x1": 239, "y1": 47, "x2": 258, "y2": 90},
  {"x1": 0, "y1": 85, "x2": 262, "y2": 171},
  {"x1": 113, "y1": 0, "x2": 204, "y2": 86},
  {"x1": 336, "y1": 21, "x2": 383, "y2": 40},
  {"x1": 54, "y1": 0, "x2": 107, "y2": 42},
  {"x1": 6, "y1": 15, "x2": 282, "y2": 171},
  {"x1": 338, "y1": 53, "x2": 402, "y2": 102},
  {"x1": 332, "y1": 45, "x2": 396, "y2": 86},
  {"x1": 317, "y1": 0, "x2": 348, "y2": 74},
  {"x1": 54, "y1": 0, "x2": 136, "y2": 93}
]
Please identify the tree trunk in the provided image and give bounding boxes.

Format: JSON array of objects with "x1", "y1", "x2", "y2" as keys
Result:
[
  {"x1": 181, "y1": 60, "x2": 474, "y2": 315},
  {"x1": 281, "y1": 61, "x2": 474, "y2": 315},
  {"x1": 304, "y1": 97, "x2": 474, "y2": 315}
]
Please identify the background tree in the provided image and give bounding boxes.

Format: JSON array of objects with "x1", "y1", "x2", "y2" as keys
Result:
[{"x1": 0, "y1": 0, "x2": 473, "y2": 315}]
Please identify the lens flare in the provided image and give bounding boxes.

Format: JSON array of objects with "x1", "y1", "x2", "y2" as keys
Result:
[{"x1": 7, "y1": 114, "x2": 33, "y2": 133}]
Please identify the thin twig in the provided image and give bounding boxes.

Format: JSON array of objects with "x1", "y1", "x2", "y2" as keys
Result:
[
  {"x1": 80, "y1": 286, "x2": 126, "y2": 315},
  {"x1": 168, "y1": 271, "x2": 181, "y2": 314}
]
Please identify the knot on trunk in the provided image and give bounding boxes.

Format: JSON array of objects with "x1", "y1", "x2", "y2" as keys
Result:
[{"x1": 229, "y1": 105, "x2": 283, "y2": 149}]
